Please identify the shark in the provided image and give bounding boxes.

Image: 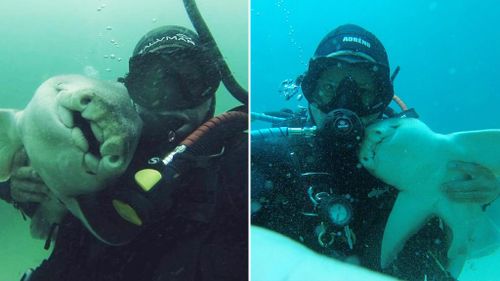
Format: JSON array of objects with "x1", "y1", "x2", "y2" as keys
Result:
[
  {"x1": 0, "y1": 74, "x2": 142, "y2": 240},
  {"x1": 358, "y1": 117, "x2": 500, "y2": 277},
  {"x1": 251, "y1": 226, "x2": 399, "y2": 281}
]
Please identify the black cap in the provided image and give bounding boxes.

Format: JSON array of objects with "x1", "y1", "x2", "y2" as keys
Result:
[
  {"x1": 127, "y1": 25, "x2": 220, "y2": 117},
  {"x1": 301, "y1": 24, "x2": 394, "y2": 115},
  {"x1": 133, "y1": 25, "x2": 200, "y2": 56},
  {"x1": 313, "y1": 24, "x2": 389, "y2": 67}
]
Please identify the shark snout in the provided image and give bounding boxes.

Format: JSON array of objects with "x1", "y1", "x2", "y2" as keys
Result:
[
  {"x1": 55, "y1": 88, "x2": 131, "y2": 176},
  {"x1": 359, "y1": 120, "x2": 401, "y2": 168}
]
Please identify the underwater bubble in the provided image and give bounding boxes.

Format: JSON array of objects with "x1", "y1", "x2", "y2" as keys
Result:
[
  {"x1": 117, "y1": 57, "x2": 122, "y2": 62},
  {"x1": 97, "y1": 7, "x2": 102, "y2": 12},
  {"x1": 105, "y1": 68, "x2": 111, "y2": 72},
  {"x1": 110, "y1": 39, "x2": 116, "y2": 44},
  {"x1": 101, "y1": 3, "x2": 106, "y2": 8},
  {"x1": 103, "y1": 54, "x2": 109, "y2": 59},
  {"x1": 110, "y1": 54, "x2": 116, "y2": 59},
  {"x1": 106, "y1": 26, "x2": 112, "y2": 31},
  {"x1": 152, "y1": 18, "x2": 157, "y2": 23},
  {"x1": 83, "y1": 65, "x2": 99, "y2": 78}
]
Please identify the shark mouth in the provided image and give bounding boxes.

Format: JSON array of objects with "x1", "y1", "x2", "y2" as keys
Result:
[
  {"x1": 361, "y1": 136, "x2": 386, "y2": 165},
  {"x1": 73, "y1": 111, "x2": 102, "y2": 172},
  {"x1": 362, "y1": 122, "x2": 401, "y2": 164},
  {"x1": 57, "y1": 104, "x2": 105, "y2": 175}
]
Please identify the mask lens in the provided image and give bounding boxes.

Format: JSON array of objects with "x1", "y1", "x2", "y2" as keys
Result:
[
  {"x1": 125, "y1": 51, "x2": 210, "y2": 112},
  {"x1": 308, "y1": 60, "x2": 388, "y2": 115},
  {"x1": 126, "y1": 54, "x2": 176, "y2": 110}
]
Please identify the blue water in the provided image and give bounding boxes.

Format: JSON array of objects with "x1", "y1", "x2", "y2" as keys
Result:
[
  {"x1": 251, "y1": 0, "x2": 500, "y2": 133},
  {"x1": 251, "y1": 1, "x2": 500, "y2": 280}
]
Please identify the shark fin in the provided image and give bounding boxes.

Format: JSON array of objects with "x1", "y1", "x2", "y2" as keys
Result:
[
  {"x1": 449, "y1": 130, "x2": 500, "y2": 174},
  {"x1": 0, "y1": 109, "x2": 23, "y2": 181},
  {"x1": 381, "y1": 192, "x2": 433, "y2": 268},
  {"x1": 447, "y1": 254, "x2": 466, "y2": 279}
]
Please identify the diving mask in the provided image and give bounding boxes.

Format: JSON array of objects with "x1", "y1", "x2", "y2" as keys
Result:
[
  {"x1": 302, "y1": 57, "x2": 393, "y2": 116},
  {"x1": 124, "y1": 48, "x2": 220, "y2": 112}
]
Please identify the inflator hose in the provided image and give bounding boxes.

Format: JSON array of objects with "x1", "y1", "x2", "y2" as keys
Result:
[{"x1": 181, "y1": 111, "x2": 248, "y2": 155}]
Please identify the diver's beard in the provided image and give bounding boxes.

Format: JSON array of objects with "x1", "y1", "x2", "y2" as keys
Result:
[{"x1": 136, "y1": 97, "x2": 214, "y2": 143}]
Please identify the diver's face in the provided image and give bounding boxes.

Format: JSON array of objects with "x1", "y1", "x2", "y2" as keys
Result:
[
  {"x1": 134, "y1": 96, "x2": 213, "y2": 141},
  {"x1": 126, "y1": 50, "x2": 212, "y2": 112},
  {"x1": 313, "y1": 65, "x2": 378, "y2": 109},
  {"x1": 309, "y1": 64, "x2": 383, "y2": 127}
]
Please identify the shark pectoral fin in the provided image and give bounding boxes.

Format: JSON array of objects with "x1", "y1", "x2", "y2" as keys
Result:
[
  {"x1": 449, "y1": 130, "x2": 500, "y2": 173},
  {"x1": 0, "y1": 109, "x2": 23, "y2": 181},
  {"x1": 381, "y1": 191, "x2": 433, "y2": 268},
  {"x1": 447, "y1": 254, "x2": 466, "y2": 279},
  {"x1": 442, "y1": 202, "x2": 499, "y2": 259},
  {"x1": 465, "y1": 214, "x2": 500, "y2": 259}
]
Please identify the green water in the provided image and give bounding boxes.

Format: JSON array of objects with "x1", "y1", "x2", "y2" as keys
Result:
[{"x1": 0, "y1": 0, "x2": 247, "y2": 279}]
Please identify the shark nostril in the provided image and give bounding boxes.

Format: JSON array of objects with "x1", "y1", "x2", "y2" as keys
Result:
[
  {"x1": 375, "y1": 130, "x2": 382, "y2": 135},
  {"x1": 80, "y1": 96, "x2": 92, "y2": 107}
]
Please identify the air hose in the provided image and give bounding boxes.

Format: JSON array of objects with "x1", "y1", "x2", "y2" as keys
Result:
[{"x1": 183, "y1": 0, "x2": 248, "y2": 105}]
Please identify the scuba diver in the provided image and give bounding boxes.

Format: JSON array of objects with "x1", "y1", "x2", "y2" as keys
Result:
[
  {"x1": 0, "y1": 1, "x2": 248, "y2": 280},
  {"x1": 251, "y1": 24, "x2": 499, "y2": 281}
]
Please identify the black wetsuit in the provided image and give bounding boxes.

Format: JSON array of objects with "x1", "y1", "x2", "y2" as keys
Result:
[
  {"x1": 1, "y1": 132, "x2": 248, "y2": 281},
  {"x1": 251, "y1": 124, "x2": 456, "y2": 281}
]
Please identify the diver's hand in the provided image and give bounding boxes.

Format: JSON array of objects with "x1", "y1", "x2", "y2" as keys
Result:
[
  {"x1": 10, "y1": 149, "x2": 49, "y2": 203},
  {"x1": 442, "y1": 160, "x2": 500, "y2": 204}
]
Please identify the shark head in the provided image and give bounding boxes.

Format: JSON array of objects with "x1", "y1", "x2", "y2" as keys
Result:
[
  {"x1": 359, "y1": 117, "x2": 439, "y2": 189},
  {"x1": 358, "y1": 117, "x2": 500, "y2": 277},
  {"x1": 0, "y1": 74, "x2": 142, "y2": 201}
]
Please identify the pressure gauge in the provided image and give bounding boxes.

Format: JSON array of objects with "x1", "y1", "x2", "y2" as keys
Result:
[{"x1": 319, "y1": 196, "x2": 353, "y2": 227}]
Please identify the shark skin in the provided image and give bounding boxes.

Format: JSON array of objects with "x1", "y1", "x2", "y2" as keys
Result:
[
  {"x1": 0, "y1": 74, "x2": 142, "y2": 239},
  {"x1": 251, "y1": 226, "x2": 400, "y2": 281},
  {"x1": 358, "y1": 117, "x2": 500, "y2": 277}
]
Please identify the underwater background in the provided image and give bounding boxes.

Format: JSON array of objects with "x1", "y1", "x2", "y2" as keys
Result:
[
  {"x1": 251, "y1": 0, "x2": 499, "y2": 280},
  {"x1": 0, "y1": 0, "x2": 247, "y2": 279}
]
